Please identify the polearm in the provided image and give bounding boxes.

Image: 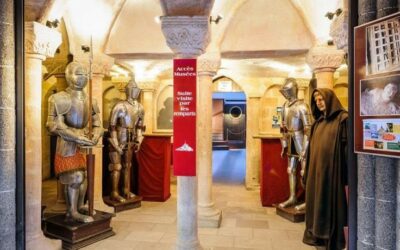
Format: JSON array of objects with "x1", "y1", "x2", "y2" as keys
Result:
[{"x1": 85, "y1": 36, "x2": 95, "y2": 217}]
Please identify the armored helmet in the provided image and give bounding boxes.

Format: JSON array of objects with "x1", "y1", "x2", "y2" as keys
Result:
[
  {"x1": 280, "y1": 78, "x2": 298, "y2": 101},
  {"x1": 65, "y1": 62, "x2": 88, "y2": 90},
  {"x1": 126, "y1": 79, "x2": 141, "y2": 99}
]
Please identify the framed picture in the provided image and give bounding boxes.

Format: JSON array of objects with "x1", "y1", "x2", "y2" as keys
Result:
[
  {"x1": 363, "y1": 119, "x2": 400, "y2": 152},
  {"x1": 366, "y1": 16, "x2": 400, "y2": 76},
  {"x1": 360, "y1": 74, "x2": 400, "y2": 116},
  {"x1": 354, "y1": 12, "x2": 400, "y2": 157},
  {"x1": 272, "y1": 106, "x2": 282, "y2": 128}
]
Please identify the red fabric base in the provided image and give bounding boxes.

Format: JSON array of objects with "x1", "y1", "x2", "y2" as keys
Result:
[
  {"x1": 260, "y1": 138, "x2": 290, "y2": 206},
  {"x1": 137, "y1": 135, "x2": 171, "y2": 201}
]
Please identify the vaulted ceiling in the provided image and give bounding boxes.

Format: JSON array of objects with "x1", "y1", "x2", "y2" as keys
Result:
[{"x1": 25, "y1": 0, "x2": 342, "y2": 79}]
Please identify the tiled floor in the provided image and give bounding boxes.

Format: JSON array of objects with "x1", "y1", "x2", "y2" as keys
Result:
[
  {"x1": 42, "y1": 149, "x2": 313, "y2": 250},
  {"x1": 43, "y1": 180, "x2": 313, "y2": 250}
]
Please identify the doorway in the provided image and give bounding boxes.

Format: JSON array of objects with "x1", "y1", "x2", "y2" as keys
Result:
[{"x1": 211, "y1": 89, "x2": 247, "y2": 184}]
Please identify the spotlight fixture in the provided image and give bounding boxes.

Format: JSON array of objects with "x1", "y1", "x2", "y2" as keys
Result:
[
  {"x1": 46, "y1": 19, "x2": 59, "y2": 28},
  {"x1": 209, "y1": 14, "x2": 223, "y2": 24},
  {"x1": 81, "y1": 45, "x2": 90, "y2": 53}
]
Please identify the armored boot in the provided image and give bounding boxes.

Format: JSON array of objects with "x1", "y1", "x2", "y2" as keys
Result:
[
  {"x1": 123, "y1": 164, "x2": 135, "y2": 199},
  {"x1": 279, "y1": 173, "x2": 297, "y2": 208},
  {"x1": 110, "y1": 168, "x2": 126, "y2": 203}
]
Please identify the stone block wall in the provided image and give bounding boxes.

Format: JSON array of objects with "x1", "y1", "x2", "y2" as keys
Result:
[{"x1": 0, "y1": 0, "x2": 16, "y2": 248}]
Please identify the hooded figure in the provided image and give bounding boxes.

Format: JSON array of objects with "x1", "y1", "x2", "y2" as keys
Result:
[{"x1": 303, "y1": 88, "x2": 348, "y2": 250}]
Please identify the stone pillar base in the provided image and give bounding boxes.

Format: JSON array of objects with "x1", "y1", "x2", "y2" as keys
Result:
[
  {"x1": 246, "y1": 184, "x2": 260, "y2": 191},
  {"x1": 198, "y1": 209, "x2": 222, "y2": 228},
  {"x1": 27, "y1": 234, "x2": 61, "y2": 250}
]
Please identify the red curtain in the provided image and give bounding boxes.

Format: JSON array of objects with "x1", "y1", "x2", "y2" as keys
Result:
[{"x1": 136, "y1": 136, "x2": 172, "y2": 201}]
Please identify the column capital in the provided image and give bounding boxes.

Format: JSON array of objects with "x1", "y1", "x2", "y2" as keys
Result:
[
  {"x1": 137, "y1": 81, "x2": 158, "y2": 91},
  {"x1": 161, "y1": 16, "x2": 210, "y2": 58},
  {"x1": 330, "y1": 10, "x2": 349, "y2": 53},
  {"x1": 25, "y1": 22, "x2": 62, "y2": 59},
  {"x1": 75, "y1": 54, "x2": 114, "y2": 76},
  {"x1": 306, "y1": 45, "x2": 345, "y2": 73},
  {"x1": 198, "y1": 52, "x2": 221, "y2": 75}
]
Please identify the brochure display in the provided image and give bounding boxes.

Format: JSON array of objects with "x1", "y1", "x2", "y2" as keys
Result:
[{"x1": 354, "y1": 13, "x2": 400, "y2": 157}]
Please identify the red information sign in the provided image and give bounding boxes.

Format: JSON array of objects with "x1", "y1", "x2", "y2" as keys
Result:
[{"x1": 173, "y1": 59, "x2": 197, "y2": 176}]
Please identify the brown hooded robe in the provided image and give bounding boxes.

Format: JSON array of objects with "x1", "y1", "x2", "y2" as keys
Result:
[{"x1": 303, "y1": 88, "x2": 348, "y2": 250}]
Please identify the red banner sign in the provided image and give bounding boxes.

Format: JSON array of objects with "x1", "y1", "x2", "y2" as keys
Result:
[{"x1": 173, "y1": 59, "x2": 197, "y2": 176}]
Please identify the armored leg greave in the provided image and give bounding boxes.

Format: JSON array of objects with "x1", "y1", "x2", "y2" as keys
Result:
[{"x1": 279, "y1": 157, "x2": 298, "y2": 208}]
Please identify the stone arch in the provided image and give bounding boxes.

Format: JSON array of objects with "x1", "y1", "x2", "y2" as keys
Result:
[
  {"x1": 260, "y1": 83, "x2": 286, "y2": 134},
  {"x1": 154, "y1": 81, "x2": 173, "y2": 132}
]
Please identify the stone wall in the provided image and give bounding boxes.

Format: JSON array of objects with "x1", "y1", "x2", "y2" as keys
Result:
[{"x1": 0, "y1": 0, "x2": 16, "y2": 249}]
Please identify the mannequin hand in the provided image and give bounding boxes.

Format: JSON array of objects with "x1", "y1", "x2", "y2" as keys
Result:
[
  {"x1": 280, "y1": 147, "x2": 287, "y2": 158},
  {"x1": 134, "y1": 142, "x2": 141, "y2": 153},
  {"x1": 77, "y1": 136, "x2": 94, "y2": 146}
]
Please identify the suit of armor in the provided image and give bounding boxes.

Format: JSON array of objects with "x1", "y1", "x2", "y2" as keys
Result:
[
  {"x1": 108, "y1": 80, "x2": 145, "y2": 203},
  {"x1": 279, "y1": 78, "x2": 312, "y2": 210},
  {"x1": 46, "y1": 62, "x2": 103, "y2": 223}
]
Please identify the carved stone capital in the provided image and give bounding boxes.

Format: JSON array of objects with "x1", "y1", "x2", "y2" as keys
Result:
[
  {"x1": 161, "y1": 16, "x2": 210, "y2": 58},
  {"x1": 330, "y1": 10, "x2": 349, "y2": 53},
  {"x1": 76, "y1": 54, "x2": 114, "y2": 76},
  {"x1": 306, "y1": 45, "x2": 345, "y2": 73},
  {"x1": 137, "y1": 80, "x2": 158, "y2": 91},
  {"x1": 198, "y1": 52, "x2": 221, "y2": 74},
  {"x1": 25, "y1": 22, "x2": 62, "y2": 58}
]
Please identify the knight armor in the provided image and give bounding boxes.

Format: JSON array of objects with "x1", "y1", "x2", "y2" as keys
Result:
[
  {"x1": 46, "y1": 62, "x2": 103, "y2": 223},
  {"x1": 108, "y1": 80, "x2": 145, "y2": 203},
  {"x1": 279, "y1": 78, "x2": 312, "y2": 210}
]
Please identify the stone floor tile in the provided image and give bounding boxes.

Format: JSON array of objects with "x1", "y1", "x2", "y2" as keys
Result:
[
  {"x1": 218, "y1": 227, "x2": 253, "y2": 238},
  {"x1": 236, "y1": 218, "x2": 269, "y2": 229},
  {"x1": 198, "y1": 227, "x2": 219, "y2": 235},
  {"x1": 199, "y1": 234, "x2": 235, "y2": 248},
  {"x1": 233, "y1": 236, "x2": 273, "y2": 249},
  {"x1": 124, "y1": 231, "x2": 165, "y2": 242}
]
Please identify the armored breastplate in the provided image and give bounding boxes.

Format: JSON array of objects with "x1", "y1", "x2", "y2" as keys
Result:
[
  {"x1": 65, "y1": 93, "x2": 89, "y2": 129},
  {"x1": 283, "y1": 101, "x2": 304, "y2": 132},
  {"x1": 119, "y1": 101, "x2": 140, "y2": 129}
]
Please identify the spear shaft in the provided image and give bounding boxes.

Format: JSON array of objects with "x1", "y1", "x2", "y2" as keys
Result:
[{"x1": 87, "y1": 36, "x2": 95, "y2": 217}]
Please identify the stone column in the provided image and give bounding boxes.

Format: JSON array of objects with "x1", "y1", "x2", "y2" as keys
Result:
[
  {"x1": 25, "y1": 21, "x2": 61, "y2": 250},
  {"x1": 137, "y1": 80, "x2": 157, "y2": 134},
  {"x1": 357, "y1": 155, "x2": 375, "y2": 250},
  {"x1": 161, "y1": 16, "x2": 210, "y2": 250},
  {"x1": 298, "y1": 86, "x2": 306, "y2": 100},
  {"x1": 197, "y1": 53, "x2": 222, "y2": 228},
  {"x1": 43, "y1": 71, "x2": 68, "y2": 214},
  {"x1": 90, "y1": 60, "x2": 114, "y2": 213},
  {"x1": 374, "y1": 157, "x2": 396, "y2": 250},
  {"x1": 359, "y1": 0, "x2": 377, "y2": 24},
  {"x1": 245, "y1": 96, "x2": 261, "y2": 190},
  {"x1": 376, "y1": 0, "x2": 397, "y2": 18},
  {"x1": 306, "y1": 45, "x2": 345, "y2": 89},
  {"x1": 0, "y1": 1, "x2": 16, "y2": 248}
]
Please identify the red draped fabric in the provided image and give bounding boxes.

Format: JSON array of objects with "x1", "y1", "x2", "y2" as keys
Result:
[
  {"x1": 260, "y1": 138, "x2": 290, "y2": 206},
  {"x1": 137, "y1": 135, "x2": 172, "y2": 201}
]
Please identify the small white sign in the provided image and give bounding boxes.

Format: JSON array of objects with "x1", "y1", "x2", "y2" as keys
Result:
[{"x1": 218, "y1": 81, "x2": 232, "y2": 91}]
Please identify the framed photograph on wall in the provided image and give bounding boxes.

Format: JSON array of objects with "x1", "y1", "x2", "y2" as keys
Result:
[
  {"x1": 360, "y1": 74, "x2": 400, "y2": 116},
  {"x1": 355, "y1": 12, "x2": 400, "y2": 157},
  {"x1": 366, "y1": 16, "x2": 400, "y2": 76}
]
